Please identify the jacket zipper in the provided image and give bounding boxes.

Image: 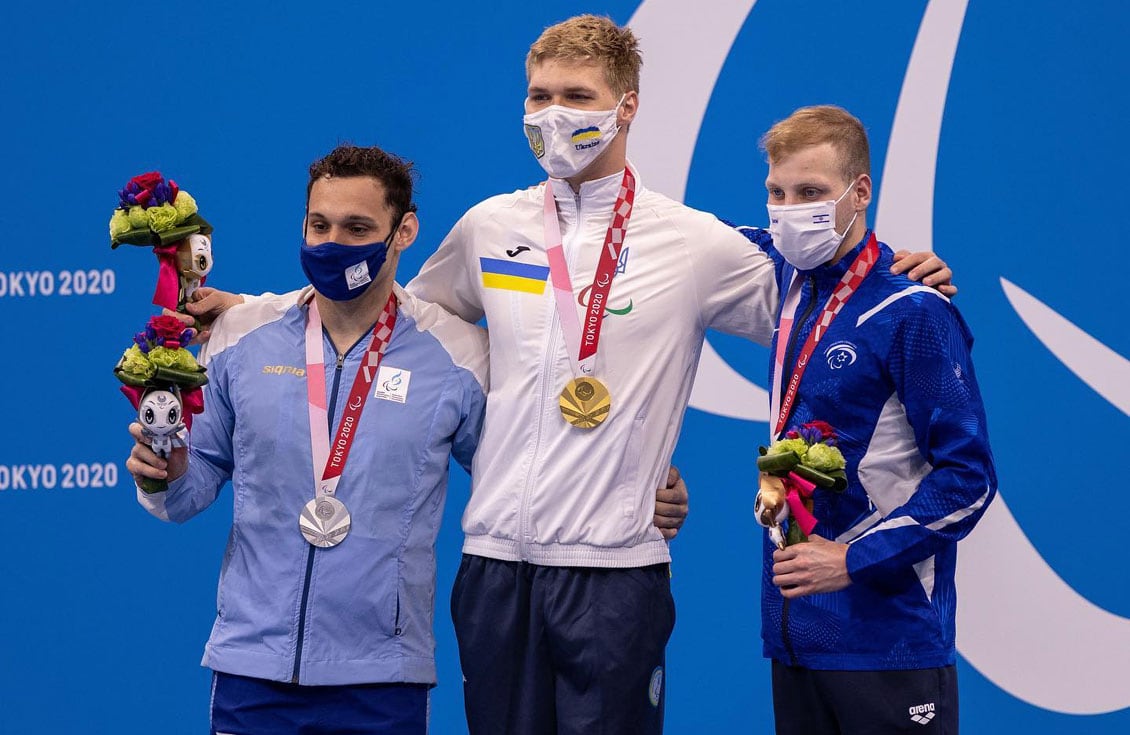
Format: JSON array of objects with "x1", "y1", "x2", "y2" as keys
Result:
[
  {"x1": 778, "y1": 275, "x2": 818, "y2": 667},
  {"x1": 518, "y1": 185, "x2": 582, "y2": 560},
  {"x1": 292, "y1": 336, "x2": 358, "y2": 683},
  {"x1": 781, "y1": 599, "x2": 799, "y2": 666},
  {"x1": 779, "y1": 275, "x2": 818, "y2": 406},
  {"x1": 292, "y1": 546, "x2": 317, "y2": 682},
  {"x1": 518, "y1": 328, "x2": 553, "y2": 560}
]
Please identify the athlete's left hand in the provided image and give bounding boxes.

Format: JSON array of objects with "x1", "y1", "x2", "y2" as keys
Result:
[
  {"x1": 891, "y1": 250, "x2": 957, "y2": 297},
  {"x1": 654, "y1": 465, "x2": 689, "y2": 540},
  {"x1": 771, "y1": 535, "x2": 851, "y2": 598}
]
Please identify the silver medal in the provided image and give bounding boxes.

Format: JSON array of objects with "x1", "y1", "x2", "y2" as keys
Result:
[{"x1": 299, "y1": 496, "x2": 351, "y2": 548}]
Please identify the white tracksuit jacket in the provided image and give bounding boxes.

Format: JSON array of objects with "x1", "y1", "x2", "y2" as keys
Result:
[{"x1": 407, "y1": 165, "x2": 778, "y2": 567}]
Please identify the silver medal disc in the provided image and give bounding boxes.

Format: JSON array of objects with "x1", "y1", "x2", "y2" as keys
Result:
[{"x1": 299, "y1": 496, "x2": 351, "y2": 548}]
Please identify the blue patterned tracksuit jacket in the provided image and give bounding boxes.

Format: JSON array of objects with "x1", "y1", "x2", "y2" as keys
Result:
[{"x1": 740, "y1": 227, "x2": 997, "y2": 671}]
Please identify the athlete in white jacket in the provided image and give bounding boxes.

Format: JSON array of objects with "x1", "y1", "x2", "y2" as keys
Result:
[{"x1": 410, "y1": 166, "x2": 776, "y2": 567}]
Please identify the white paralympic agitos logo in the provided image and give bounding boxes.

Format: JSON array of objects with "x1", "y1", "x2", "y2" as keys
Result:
[
  {"x1": 629, "y1": 0, "x2": 1130, "y2": 716},
  {"x1": 824, "y1": 343, "x2": 857, "y2": 370}
]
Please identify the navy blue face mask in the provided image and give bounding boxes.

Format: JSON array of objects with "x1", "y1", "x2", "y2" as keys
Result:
[{"x1": 299, "y1": 238, "x2": 389, "y2": 301}]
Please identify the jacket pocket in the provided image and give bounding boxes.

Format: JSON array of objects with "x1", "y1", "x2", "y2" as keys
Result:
[{"x1": 614, "y1": 411, "x2": 648, "y2": 521}]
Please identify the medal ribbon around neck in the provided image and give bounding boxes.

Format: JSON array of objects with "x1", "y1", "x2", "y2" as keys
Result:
[
  {"x1": 770, "y1": 232, "x2": 879, "y2": 438},
  {"x1": 301, "y1": 292, "x2": 397, "y2": 546},
  {"x1": 542, "y1": 168, "x2": 636, "y2": 428}
]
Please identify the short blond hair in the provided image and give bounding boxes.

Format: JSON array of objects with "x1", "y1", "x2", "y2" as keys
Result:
[
  {"x1": 760, "y1": 105, "x2": 871, "y2": 183},
  {"x1": 526, "y1": 14, "x2": 642, "y2": 96}
]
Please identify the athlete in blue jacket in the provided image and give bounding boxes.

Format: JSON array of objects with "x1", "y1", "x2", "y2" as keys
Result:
[
  {"x1": 746, "y1": 106, "x2": 996, "y2": 735},
  {"x1": 127, "y1": 145, "x2": 488, "y2": 734}
]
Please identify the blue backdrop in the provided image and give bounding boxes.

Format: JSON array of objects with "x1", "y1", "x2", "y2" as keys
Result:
[{"x1": 2, "y1": 1, "x2": 1127, "y2": 732}]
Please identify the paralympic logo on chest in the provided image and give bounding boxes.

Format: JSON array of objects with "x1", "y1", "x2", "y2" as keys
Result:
[{"x1": 577, "y1": 246, "x2": 633, "y2": 316}]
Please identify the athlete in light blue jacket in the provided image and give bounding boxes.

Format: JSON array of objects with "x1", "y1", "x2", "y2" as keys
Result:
[{"x1": 127, "y1": 145, "x2": 488, "y2": 734}]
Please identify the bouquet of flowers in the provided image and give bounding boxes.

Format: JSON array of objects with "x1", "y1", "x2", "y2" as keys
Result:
[
  {"x1": 755, "y1": 420, "x2": 847, "y2": 548},
  {"x1": 114, "y1": 315, "x2": 208, "y2": 493},
  {"x1": 115, "y1": 315, "x2": 207, "y2": 391},
  {"x1": 109, "y1": 171, "x2": 213, "y2": 311}
]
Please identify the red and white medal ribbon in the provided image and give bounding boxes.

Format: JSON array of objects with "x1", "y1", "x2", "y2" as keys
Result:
[
  {"x1": 542, "y1": 168, "x2": 636, "y2": 376},
  {"x1": 770, "y1": 233, "x2": 879, "y2": 438},
  {"x1": 301, "y1": 292, "x2": 397, "y2": 546}
]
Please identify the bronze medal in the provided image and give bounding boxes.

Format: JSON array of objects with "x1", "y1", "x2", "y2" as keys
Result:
[{"x1": 559, "y1": 377, "x2": 611, "y2": 429}]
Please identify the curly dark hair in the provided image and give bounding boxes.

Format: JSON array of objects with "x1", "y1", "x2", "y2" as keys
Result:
[{"x1": 306, "y1": 144, "x2": 418, "y2": 222}]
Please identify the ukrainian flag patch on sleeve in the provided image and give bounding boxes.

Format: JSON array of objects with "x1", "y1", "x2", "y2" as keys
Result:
[{"x1": 480, "y1": 257, "x2": 550, "y2": 294}]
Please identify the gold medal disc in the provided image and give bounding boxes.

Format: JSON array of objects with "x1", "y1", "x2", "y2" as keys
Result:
[{"x1": 559, "y1": 377, "x2": 611, "y2": 429}]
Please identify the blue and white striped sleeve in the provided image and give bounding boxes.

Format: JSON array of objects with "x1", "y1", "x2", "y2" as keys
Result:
[{"x1": 847, "y1": 301, "x2": 997, "y2": 585}]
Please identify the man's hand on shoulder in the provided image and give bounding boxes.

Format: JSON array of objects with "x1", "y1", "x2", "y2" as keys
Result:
[
  {"x1": 183, "y1": 287, "x2": 245, "y2": 342},
  {"x1": 890, "y1": 250, "x2": 957, "y2": 297},
  {"x1": 771, "y1": 535, "x2": 851, "y2": 598},
  {"x1": 653, "y1": 466, "x2": 689, "y2": 540}
]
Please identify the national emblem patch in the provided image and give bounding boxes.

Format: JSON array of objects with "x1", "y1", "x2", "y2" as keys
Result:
[{"x1": 524, "y1": 124, "x2": 545, "y2": 159}]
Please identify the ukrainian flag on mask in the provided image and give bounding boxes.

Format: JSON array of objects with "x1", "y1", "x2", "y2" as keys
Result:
[{"x1": 571, "y1": 126, "x2": 601, "y2": 148}]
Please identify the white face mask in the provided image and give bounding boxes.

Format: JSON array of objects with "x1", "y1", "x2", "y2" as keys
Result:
[
  {"x1": 523, "y1": 95, "x2": 624, "y2": 179},
  {"x1": 766, "y1": 182, "x2": 859, "y2": 271}
]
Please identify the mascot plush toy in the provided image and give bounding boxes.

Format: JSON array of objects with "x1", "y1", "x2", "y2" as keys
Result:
[
  {"x1": 113, "y1": 314, "x2": 207, "y2": 493},
  {"x1": 108, "y1": 171, "x2": 213, "y2": 313}
]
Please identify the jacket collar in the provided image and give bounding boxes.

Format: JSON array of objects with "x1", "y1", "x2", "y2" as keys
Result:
[
  {"x1": 547, "y1": 161, "x2": 643, "y2": 212},
  {"x1": 802, "y1": 229, "x2": 874, "y2": 287}
]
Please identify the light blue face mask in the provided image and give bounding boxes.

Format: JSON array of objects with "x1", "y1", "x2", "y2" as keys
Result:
[{"x1": 299, "y1": 238, "x2": 389, "y2": 301}]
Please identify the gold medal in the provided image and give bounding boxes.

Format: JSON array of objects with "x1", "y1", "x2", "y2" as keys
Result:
[{"x1": 559, "y1": 377, "x2": 611, "y2": 429}]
